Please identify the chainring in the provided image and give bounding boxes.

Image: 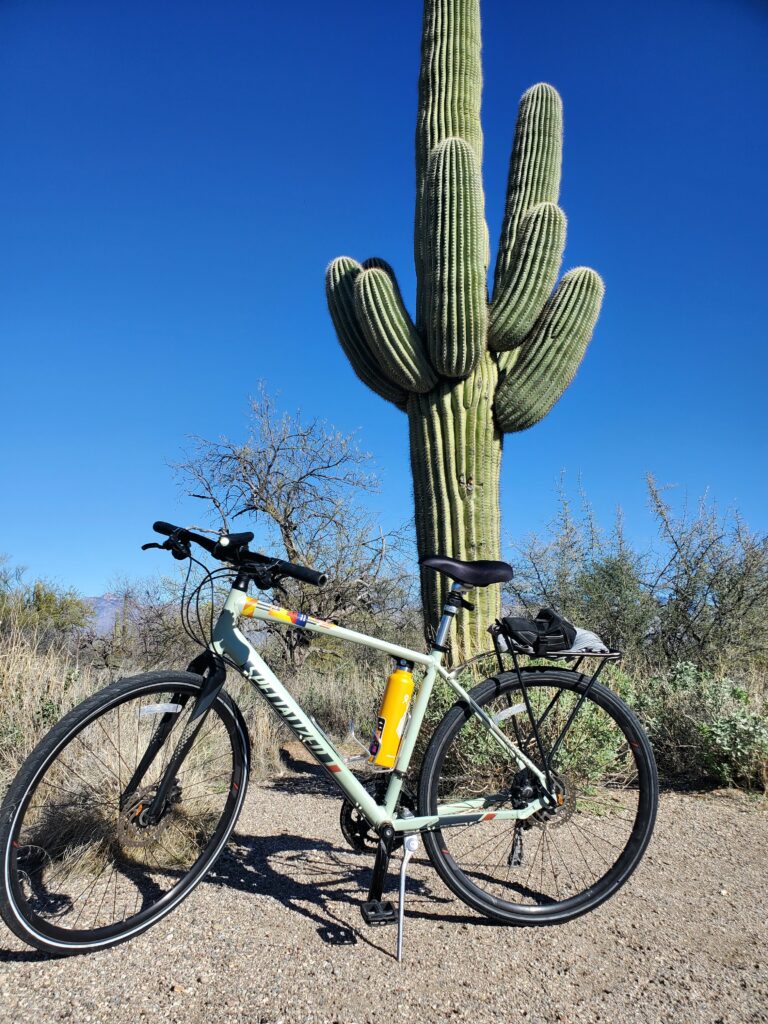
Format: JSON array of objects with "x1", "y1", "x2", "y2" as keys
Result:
[{"x1": 339, "y1": 775, "x2": 416, "y2": 854}]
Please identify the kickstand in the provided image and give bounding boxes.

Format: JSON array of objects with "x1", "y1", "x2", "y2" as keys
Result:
[{"x1": 397, "y1": 834, "x2": 420, "y2": 963}]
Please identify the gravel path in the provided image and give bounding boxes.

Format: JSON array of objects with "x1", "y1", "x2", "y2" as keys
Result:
[{"x1": 1, "y1": 751, "x2": 766, "y2": 1024}]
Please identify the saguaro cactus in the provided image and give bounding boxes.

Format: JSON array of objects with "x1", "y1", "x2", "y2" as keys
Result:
[{"x1": 326, "y1": 0, "x2": 603, "y2": 659}]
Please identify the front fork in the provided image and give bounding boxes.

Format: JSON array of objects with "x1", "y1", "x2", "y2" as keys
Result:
[{"x1": 119, "y1": 650, "x2": 227, "y2": 824}]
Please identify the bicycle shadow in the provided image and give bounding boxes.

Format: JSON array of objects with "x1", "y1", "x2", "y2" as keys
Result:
[
  {"x1": 0, "y1": 947, "x2": 49, "y2": 963},
  {"x1": 205, "y1": 828, "x2": 456, "y2": 954},
  {"x1": 269, "y1": 746, "x2": 354, "y2": 799},
  {"x1": 232, "y1": 752, "x2": 507, "y2": 945}
]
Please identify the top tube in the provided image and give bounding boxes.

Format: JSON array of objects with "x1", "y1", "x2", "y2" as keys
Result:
[{"x1": 232, "y1": 591, "x2": 443, "y2": 669}]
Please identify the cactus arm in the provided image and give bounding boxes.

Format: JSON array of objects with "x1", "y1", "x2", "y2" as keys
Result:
[
  {"x1": 492, "y1": 84, "x2": 563, "y2": 301},
  {"x1": 325, "y1": 257, "x2": 408, "y2": 407},
  {"x1": 415, "y1": 0, "x2": 484, "y2": 330},
  {"x1": 494, "y1": 267, "x2": 604, "y2": 433},
  {"x1": 424, "y1": 137, "x2": 487, "y2": 379},
  {"x1": 488, "y1": 202, "x2": 566, "y2": 351},
  {"x1": 354, "y1": 268, "x2": 437, "y2": 394}
]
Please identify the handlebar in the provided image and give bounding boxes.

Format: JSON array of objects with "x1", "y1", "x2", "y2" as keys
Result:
[{"x1": 149, "y1": 521, "x2": 328, "y2": 587}]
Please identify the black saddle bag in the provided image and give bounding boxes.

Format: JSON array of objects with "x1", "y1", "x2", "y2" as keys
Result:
[{"x1": 499, "y1": 608, "x2": 576, "y2": 657}]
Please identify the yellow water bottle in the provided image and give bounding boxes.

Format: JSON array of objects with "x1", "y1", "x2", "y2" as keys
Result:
[{"x1": 368, "y1": 659, "x2": 415, "y2": 768}]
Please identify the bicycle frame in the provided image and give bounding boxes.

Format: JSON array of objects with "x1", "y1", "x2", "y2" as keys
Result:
[{"x1": 209, "y1": 581, "x2": 553, "y2": 835}]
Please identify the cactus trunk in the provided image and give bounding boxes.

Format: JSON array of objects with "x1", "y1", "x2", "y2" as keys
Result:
[
  {"x1": 408, "y1": 355, "x2": 501, "y2": 659},
  {"x1": 326, "y1": 0, "x2": 604, "y2": 659}
]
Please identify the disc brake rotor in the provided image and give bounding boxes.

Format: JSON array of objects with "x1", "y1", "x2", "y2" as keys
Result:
[
  {"x1": 532, "y1": 773, "x2": 576, "y2": 828},
  {"x1": 117, "y1": 784, "x2": 180, "y2": 849}
]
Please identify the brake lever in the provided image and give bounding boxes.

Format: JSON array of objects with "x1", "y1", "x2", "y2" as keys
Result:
[{"x1": 141, "y1": 537, "x2": 190, "y2": 560}]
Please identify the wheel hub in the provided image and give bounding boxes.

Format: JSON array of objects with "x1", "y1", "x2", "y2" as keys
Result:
[
  {"x1": 531, "y1": 773, "x2": 576, "y2": 827},
  {"x1": 117, "y1": 783, "x2": 181, "y2": 848}
]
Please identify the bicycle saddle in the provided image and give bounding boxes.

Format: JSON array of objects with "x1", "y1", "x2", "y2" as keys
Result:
[{"x1": 419, "y1": 554, "x2": 514, "y2": 588}]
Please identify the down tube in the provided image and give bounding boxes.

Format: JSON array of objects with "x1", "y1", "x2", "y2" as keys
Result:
[{"x1": 211, "y1": 612, "x2": 389, "y2": 830}]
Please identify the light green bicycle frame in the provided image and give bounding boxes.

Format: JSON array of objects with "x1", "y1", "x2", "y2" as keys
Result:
[{"x1": 211, "y1": 584, "x2": 552, "y2": 834}]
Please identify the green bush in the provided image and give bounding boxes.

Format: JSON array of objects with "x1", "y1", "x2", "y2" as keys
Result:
[{"x1": 633, "y1": 662, "x2": 767, "y2": 789}]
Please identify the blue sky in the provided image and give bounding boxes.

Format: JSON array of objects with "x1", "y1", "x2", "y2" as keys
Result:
[{"x1": 1, "y1": 0, "x2": 766, "y2": 596}]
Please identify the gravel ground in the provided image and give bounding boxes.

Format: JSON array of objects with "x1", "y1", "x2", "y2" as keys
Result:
[{"x1": 1, "y1": 751, "x2": 766, "y2": 1024}]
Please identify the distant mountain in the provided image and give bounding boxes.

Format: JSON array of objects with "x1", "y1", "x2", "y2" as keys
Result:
[{"x1": 84, "y1": 593, "x2": 124, "y2": 634}]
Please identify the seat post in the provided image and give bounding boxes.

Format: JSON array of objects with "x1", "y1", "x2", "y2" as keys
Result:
[{"x1": 432, "y1": 581, "x2": 469, "y2": 651}]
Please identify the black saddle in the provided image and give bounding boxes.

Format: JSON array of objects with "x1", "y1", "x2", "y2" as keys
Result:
[{"x1": 420, "y1": 554, "x2": 514, "y2": 588}]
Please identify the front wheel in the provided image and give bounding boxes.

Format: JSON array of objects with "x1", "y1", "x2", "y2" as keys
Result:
[
  {"x1": 0, "y1": 671, "x2": 249, "y2": 955},
  {"x1": 419, "y1": 668, "x2": 658, "y2": 926}
]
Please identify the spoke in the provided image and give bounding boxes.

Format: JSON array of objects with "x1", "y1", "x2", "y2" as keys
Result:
[
  {"x1": 544, "y1": 830, "x2": 561, "y2": 900},
  {"x1": 523, "y1": 827, "x2": 546, "y2": 895},
  {"x1": 33, "y1": 778, "x2": 113, "y2": 810},
  {"x1": 95, "y1": 716, "x2": 133, "y2": 785},
  {"x1": 177, "y1": 751, "x2": 233, "y2": 779},
  {"x1": 572, "y1": 820, "x2": 625, "y2": 853},
  {"x1": 73, "y1": 734, "x2": 122, "y2": 786},
  {"x1": 177, "y1": 773, "x2": 233, "y2": 796},
  {"x1": 90, "y1": 861, "x2": 118, "y2": 930},
  {"x1": 69, "y1": 857, "x2": 112, "y2": 929},
  {"x1": 453, "y1": 824, "x2": 517, "y2": 868},
  {"x1": 39, "y1": 823, "x2": 109, "y2": 890},
  {"x1": 52, "y1": 757, "x2": 117, "y2": 801},
  {"x1": 112, "y1": 857, "x2": 119, "y2": 923},
  {"x1": 567, "y1": 822, "x2": 615, "y2": 866},
  {"x1": 567, "y1": 818, "x2": 598, "y2": 878}
]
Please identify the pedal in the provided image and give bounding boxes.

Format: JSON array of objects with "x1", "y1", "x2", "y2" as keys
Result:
[{"x1": 361, "y1": 899, "x2": 397, "y2": 926}]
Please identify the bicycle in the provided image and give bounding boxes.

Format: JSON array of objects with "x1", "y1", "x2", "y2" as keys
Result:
[{"x1": 0, "y1": 522, "x2": 658, "y2": 958}]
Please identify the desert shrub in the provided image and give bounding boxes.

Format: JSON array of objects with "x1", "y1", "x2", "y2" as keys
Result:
[
  {"x1": 632, "y1": 662, "x2": 768, "y2": 789},
  {"x1": 508, "y1": 477, "x2": 768, "y2": 678},
  {"x1": 0, "y1": 557, "x2": 92, "y2": 649}
]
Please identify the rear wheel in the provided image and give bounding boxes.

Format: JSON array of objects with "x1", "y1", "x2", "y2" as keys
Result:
[
  {"x1": 0, "y1": 671, "x2": 249, "y2": 955},
  {"x1": 419, "y1": 668, "x2": 657, "y2": 925}
]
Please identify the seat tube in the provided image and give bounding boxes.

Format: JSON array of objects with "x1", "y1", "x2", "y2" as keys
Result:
[{"x1": 432, "y1": 581, "x2": 465, "y2": 651}]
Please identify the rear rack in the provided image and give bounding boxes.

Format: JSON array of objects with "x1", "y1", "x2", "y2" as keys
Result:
[
  {"x1": 509, "y1": 645, "x2": 622, "y2": 668},
  {"x1": 485, "y1": 621, "x2": 622, "y2": 674},
  {"x1": 477, "y1": 623, "x2": 624, "y2": 778}
]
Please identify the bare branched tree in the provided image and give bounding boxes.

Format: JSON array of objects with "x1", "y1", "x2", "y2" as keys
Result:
[
  {"x1": 175, "y1": 385, "x2": 418, "y2": 669},
  {"x1": 507, "y1": 482, "x2": 657, "y2": 664}
]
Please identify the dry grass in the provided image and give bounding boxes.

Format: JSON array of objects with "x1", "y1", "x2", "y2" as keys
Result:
[
  {"x1": 4, "y1": 608, "x2": 764, "y2": 808},
  {"x1": 0, "y1": 608, "x2": 383, "y2": 797},
  {"x1": 0, "y1": 616, "x2": 100, "y2": 793}
]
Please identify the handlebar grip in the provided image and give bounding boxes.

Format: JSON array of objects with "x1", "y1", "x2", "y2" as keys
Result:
[
  {"x1": 278, "y1": 560, "x2": 328, "y2": 587},
  {"x1": 153, "y1": 521, "x2": 218, "y2": 556},
  {"x1": 153, "y1": 521, "x2": 178, "y2": 537}
]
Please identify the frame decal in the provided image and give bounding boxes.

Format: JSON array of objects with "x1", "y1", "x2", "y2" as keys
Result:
[{"x1": 242, "y1": 597, "x2": 333, "y2": 630}]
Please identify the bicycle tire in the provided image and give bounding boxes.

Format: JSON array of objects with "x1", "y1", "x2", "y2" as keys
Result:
[
  {"x1": 0, "y1": 671, "x2": 250, "y2": 955},
  {"x1": 418, "y1": 667, "x2": 658, "y2": 925}
]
